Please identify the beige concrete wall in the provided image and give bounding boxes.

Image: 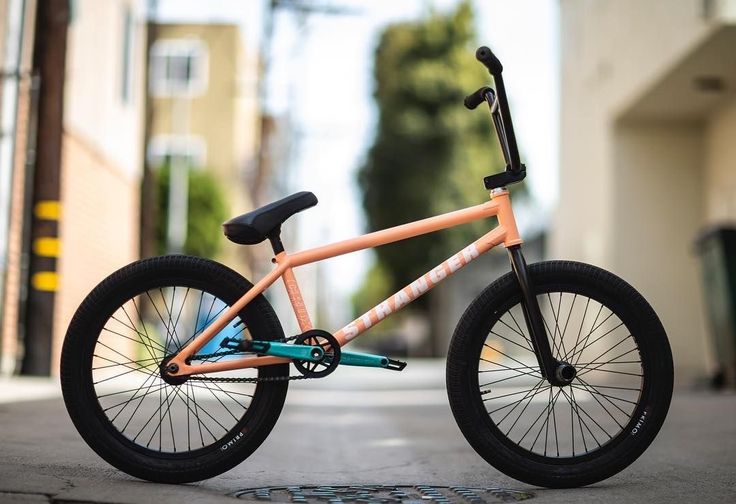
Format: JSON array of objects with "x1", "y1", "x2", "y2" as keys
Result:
[
  {"x1": 612, "y1": 122, "x2": 711, "y2": 381},
  {"x1": 553, "y1": 0, "x2": 717, "y2": 266},
  {"x1": 705, "y1": 97, "x2": 736, "y2": 222},
  {"x1": 555, "y1": 0, "x2": 736, "y2": 383}
]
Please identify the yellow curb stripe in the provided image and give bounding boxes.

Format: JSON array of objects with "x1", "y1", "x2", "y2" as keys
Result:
[
  {"x1": 34, "y1": 201, "x2": 61, "y2": 220},
  {"x1": 33, "y1": 237, "x2": 61, "y2": 258},
  {"x1": 31, "y1": 271, "x2": 59, "y2": 292}
]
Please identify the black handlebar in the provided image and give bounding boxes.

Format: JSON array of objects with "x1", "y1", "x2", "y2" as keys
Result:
[
  {"x1": 466, "y1": 45, "x2": 524, "y2": 188},
  {"x1": 464, "y1": 86, "x2": 493, "y2": 110},
  {"x1": 475, "y1": 46, "x2": 503, "y2": 75}
]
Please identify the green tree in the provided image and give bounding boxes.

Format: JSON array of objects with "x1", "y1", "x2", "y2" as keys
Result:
[
  {"x1": 155, "y1": 164, "x2": 228, "y2": 258},
  {"x1": 358, "y1": 2, "x2": 505, "y2": 301}
]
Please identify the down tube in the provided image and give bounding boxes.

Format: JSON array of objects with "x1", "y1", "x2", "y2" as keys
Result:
[{"x1": 335, "y1": 226, "x2": 507, "y2": 346}]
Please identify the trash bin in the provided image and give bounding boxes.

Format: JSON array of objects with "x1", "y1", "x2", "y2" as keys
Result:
[{"x1": 695, "y1": 226, "x2": 736, "y2": 388}]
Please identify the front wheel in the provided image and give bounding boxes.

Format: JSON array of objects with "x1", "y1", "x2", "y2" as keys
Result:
[
  {"x1": 61, "y1": 255, "x2": 289, "y2": 483},
  {"x1": 446, "y1": 261, "x2": 673, "y2": 488}
]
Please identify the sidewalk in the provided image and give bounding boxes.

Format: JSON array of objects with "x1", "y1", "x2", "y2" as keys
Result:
[{"x1": 0, "y1": 360, "x2": 734, "y2": 503}]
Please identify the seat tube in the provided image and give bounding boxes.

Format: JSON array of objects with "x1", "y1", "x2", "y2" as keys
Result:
[{"x1": 279, "y1": 259, "x2": 313, "y2": 332}]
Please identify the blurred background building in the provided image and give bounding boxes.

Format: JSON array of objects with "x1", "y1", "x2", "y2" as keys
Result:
[
  {"x1": 145, "y1": 21, "x2": 261, "y2": 273},
  {"x1": 1, "y1": 0, "x2": 733, "y2": 387},
  {"x1": 552, "y1": 0, "x2": 736, "y2": 384},
  {"x1": 1, "y1": 0, "x2": 147, "y2": 375}
]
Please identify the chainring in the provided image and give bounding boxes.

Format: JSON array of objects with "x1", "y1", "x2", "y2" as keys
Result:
[{"x1": 292, "y1": 330, "x2": 341, "y2": 378}]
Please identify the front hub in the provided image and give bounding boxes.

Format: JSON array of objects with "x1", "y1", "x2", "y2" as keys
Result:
[
  {"x1": 160, "y1": 355, "x2": 188, "y2": 385},
  {"x1": 553, "y1": 361, "x2": 577, "y2": 386}
]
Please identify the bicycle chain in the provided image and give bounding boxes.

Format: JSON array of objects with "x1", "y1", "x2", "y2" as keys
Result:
[{"x1": 185, "y1": 335, "x2": 315, "y2": 384}]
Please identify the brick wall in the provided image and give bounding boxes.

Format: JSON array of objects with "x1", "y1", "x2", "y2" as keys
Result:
[{"x1": 51, "y1": 130, "x2": 140, "y2": 374}]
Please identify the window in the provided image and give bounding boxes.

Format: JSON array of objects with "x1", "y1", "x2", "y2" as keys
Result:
[
  {"x1": 147, "y1": 135, "x2": 207, "y2": 169},
  {"x1": 149, "y1": 39, "x2": 208, "y2": 97}
]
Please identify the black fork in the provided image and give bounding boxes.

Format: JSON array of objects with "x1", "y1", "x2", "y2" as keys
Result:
[{"x1": 468, "y1": 46, "x2": 574, "y2": 387}]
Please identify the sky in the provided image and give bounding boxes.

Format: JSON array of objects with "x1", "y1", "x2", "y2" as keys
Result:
[{"x1": 155, "y1": 0, "x2": 559, "y2": 328}]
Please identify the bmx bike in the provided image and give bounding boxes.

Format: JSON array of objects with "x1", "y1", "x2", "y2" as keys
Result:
[{"x1": 60, "y1": 46, "x2": 673, "y2": 488}]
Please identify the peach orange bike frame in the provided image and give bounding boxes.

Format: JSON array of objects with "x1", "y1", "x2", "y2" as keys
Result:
[{"x1": 166, "y1": 188, "x2": 522, "y2": 378}]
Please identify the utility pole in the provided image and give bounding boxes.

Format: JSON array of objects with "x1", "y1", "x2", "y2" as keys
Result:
[
  {"x1": 21, "y1": 0, "x2": 69, "y2": 375},
  {"x1": 139, "y1": 0, "x2": 159, "y2": 259}
]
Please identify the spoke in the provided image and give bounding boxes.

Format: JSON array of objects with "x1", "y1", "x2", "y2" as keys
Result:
[
  {"x1": 146, "y1": 291, "x2": 175, "y2": 350},
  {"x1": 504, "y1": 382, "x2": 551, "y2": 437},
  {"x1": 170, "y1": 385, "x2": 226, "y2": 442},
  {"x1": 479, "y1": 369, "x2": 541, "y2": 387},
  {"x1": 483, "y1": 384, "x2": 548, "y2": 402},
  {"x1": 193, "y1": 381, "x2": 253, "y2": 402},
  {"x1": 131, "y1": 384, "x2": 172, "y2": 444},
  {"x1": 177, "y1": 302, "x2": 229, "y2": 354},
  {"x1": 188, "y1": 382, "x2": 206, "y2": 447},
  {"x1": 100, "y1": 326, "x2": 164, "y2": 358},
  {"x1": 144, "y1": 385, "x2": 177, "y2": 448},
  {"x1": 479, "y1": 364, "x2": 541, "y2": 373},
  {"x1": 131, "y1": 295, "x2": 162, "y2": 357},
  {"x1": 93, "y1": 342, "x2": 159, "y2": 384},
  {"x1": 507, "y1": 309, "x2": 534, "y2": 350},
  {"x1": 575, "y1": 347, "x2": 640, "y2": 378},
  {"x1": 117, "y1": 371, "x2": 163, "y2": 428},
  {"x1": 488, "y1": 379, "x2": 545, "y2": 416},
  {"x1": 481, "y1": 345, "x2": 536, "y2": 373},
  {"x1": 490, "y1": 329, "x2": 536, "y2": 354},
  {"x1": 565, "y1": 304, "x2": 606, "y2": 362},
  {"x1": 479, "y1": 357, "x2": 542, "y2": 380},
  {"x1": 106, "y1": 377, "x2": 164, "y2": 418},
  {"x1": 560, "y1": 294, "x2": 578, "y2": 354},
  {"x1": 546, "y1": 292, "x2": 569, "y2": 359},
  {"x1": 532, "y1": 387, "x2": 553, "y2": 454},
  {"x1": 564, "y1": 388, "x2": 611, "y2": 442},
  {"x1": 575, "y1": 360, "x2": 640, "y2": 366},
  {"x1": 165, "y1": 385, "x2": 177, "y2": 452},
  {"x1": 520, "y1": 387, "x2": 561, "y2": 447},
  {"x1": 579, "y1": 383, "x2": 642, "y2": 392},
  {"x1": 574, "y1": 376, "x2": 639, "y2": 407},
  {"x1": 574, "y1": 336, "x2": 637, "y2": 377},
  {"x1": 186, "y1": 380, "x2": 191, "y2": 451},
  {"x1": 169, "y1": 287, "x2": 191, "y2": 350},
  {"x1": 572, "y1": 380, "x2": 627, "y2": 429},
  {"x1": 160, "y1": 287, "x2": 178, "y2": 350},
  {"x1": 196, "y1": 382, "x2": 242, "y2": 422},
  {"x1": 495, "y1": 318, "x2": 534, "y2": 352},
  {"x1": 92, "y1": 353, "x2": 159, "y2": 372},
  {"x1": 568, "y1": 313, "x2": 620, "y2": 365},
  {"x1": 564, "y1": 386, "x2": 598, "y2": 450},
  {"x1": 102, "y1": 382, "x2": 167, "y2": 410},
  {"x1": 114, "y1": 307, "x2": 165, "y2": 357}
]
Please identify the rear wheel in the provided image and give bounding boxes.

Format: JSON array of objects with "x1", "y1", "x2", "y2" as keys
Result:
[
  {"x1": 446, "y1": 261, "x2": 673, "y2": 488},
  {"x1": 61, "y1": 255, "x2": 289, "y2": 483}
]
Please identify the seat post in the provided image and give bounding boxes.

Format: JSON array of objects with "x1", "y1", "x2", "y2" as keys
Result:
[{"x1": 267, "y1": 229, "x2": 285, "y2": 254}]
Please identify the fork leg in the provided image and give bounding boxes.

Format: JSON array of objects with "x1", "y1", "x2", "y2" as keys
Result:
[{"x1": 507, "y1": 245, "x2": 558, "y2": 383}]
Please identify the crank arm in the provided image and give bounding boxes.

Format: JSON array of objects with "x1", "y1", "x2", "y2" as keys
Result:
[
  {"x1": 341, "y1": 350, "x2": 407, "y2": 371},
  {"x1": 251, "y1": 341, "x2": 325, "y2": 362}
]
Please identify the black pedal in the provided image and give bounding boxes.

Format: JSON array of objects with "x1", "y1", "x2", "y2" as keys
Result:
[
  {"x1": 385, "y1": 358, "x2": 407, "y2": 371},
  {"x1": 219, "y1": 337, "x2": 251, "y2": 351}
]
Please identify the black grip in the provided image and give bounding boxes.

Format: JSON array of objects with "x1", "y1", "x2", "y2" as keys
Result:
[
  {"x1": 476, "y1": 46, "x2": 503, "y2": 75},
  {"x1": 464, "y1": 86, "x2": 493, "y2": 110}
]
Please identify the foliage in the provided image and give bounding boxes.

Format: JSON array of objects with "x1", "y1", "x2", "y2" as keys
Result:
[
  {"x1": 358, "y1": 1, "x2": 506, "y2": 300},
  {"x1": 155, "y1": 164, "x2": 228, "y2": 258}
]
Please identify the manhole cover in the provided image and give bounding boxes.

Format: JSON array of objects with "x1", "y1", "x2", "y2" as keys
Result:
[{"x1": 233, "y1": 485, "x2": 535, "y2": 503}]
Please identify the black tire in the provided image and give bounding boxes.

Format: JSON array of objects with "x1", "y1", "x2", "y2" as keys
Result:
[
  {"x1": 446, "y1": 261, "x2": 673, "y2": 488},
  {"x1": 61, "y1": 255, "x2": 289, "y2": 483}
]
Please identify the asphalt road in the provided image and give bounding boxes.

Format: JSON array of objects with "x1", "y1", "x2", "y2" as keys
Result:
[{"x1": 0, "y1": 360, "x2": 734, "y2": 503}]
